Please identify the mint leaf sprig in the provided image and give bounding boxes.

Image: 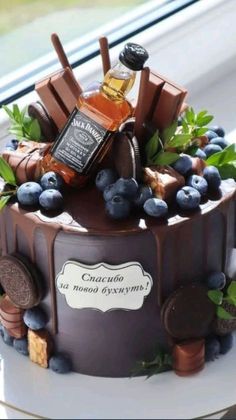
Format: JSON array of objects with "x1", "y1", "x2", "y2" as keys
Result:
[
  {"x1": 0, "y1": 157, "x2": 17, "y2": 211},
  {"x1": 206, "y1": 143, "x2": 236, "y2": 180},
  {"x1": 3, "y1": 104, "x2": 42, "y2": 142},
  {"x1": 131, "y1": 348, "x2": 172, "y2": 379},
  {"x1": 208, "y1": 280, "x2": 236, "y2": 320},
  {"x1": 145, "y1": 107, "x2": 214, "y2": 167}
]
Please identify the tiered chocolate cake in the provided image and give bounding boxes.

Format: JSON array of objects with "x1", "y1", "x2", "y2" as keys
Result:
[{"x1": 0, "y1": 34, "x2": 235, "y2": 377}]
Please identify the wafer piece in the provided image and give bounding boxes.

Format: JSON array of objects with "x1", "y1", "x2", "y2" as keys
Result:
[
  {"x1": 99, "y1": 36, "x2": 111, "y2": 75},
  {"x1": 51, "y1": 67, "x2": 82, "y2": 113},
  {"x1": 143, "y1": 165, "x2": 185, "y2": 202},
  {"x1": 151, "y1": 83, "x2": 184, "y2": 131},
  {"x1": 28, "y1": 329, "x2": 53, "y2": 368}
]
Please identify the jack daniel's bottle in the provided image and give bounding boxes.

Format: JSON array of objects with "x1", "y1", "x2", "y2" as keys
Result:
[{"x1": 42, "y1": 43, "x2": 149, "y2": 187}]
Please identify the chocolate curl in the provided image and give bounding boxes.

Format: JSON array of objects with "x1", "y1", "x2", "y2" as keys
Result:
[
  {"x1": 99, "y1": 36, "x2": 111, "y2": 75},
  {"x1": 134, "y1": 67, "x2": 150, "y2": 145}
]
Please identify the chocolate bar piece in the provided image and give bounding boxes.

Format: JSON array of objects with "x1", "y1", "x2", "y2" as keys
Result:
[
  {"x1": 151, "y1": 82, "x2": 184, "y2": 131},
  {"x1": 28, "y1": 328, "x2": 53, "y2": 368},
  {"x1": 143, "y1": 165, "x2": 185, "y2": 202},
  {"x1": 36, "y1": 76, "x2": 69, "y2": 130},
  {"x1": 0, "y1": 295, "x2": 27, "y2": 338},
  {"x1": 51, "y1": 67, "x2": 82, "y2": 114}
]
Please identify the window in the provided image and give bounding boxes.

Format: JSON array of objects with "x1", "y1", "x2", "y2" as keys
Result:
[{"x1": 0, "y1": 0, "x2": 199, "y2": 106}]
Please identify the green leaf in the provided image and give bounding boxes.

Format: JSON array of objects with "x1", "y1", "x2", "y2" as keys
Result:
[
  {"x1": 196, "y1": 115, "x2": 214, "y2": 127},
  {"x1": 218, "y1": 163, "x2": 236, "y2": 180},
  {"x1": 145, "y1": 131, "x2": 160, "y2": 163},
  {"x1": 181, "y1": 118, "x2": 189, "y2": 133},
  {"x1": 206, "y1": 143, "x2": 236, "y2": 168},
  {"x1": 0, "y1": 195, "x2": 11, "y2": 211},
  {"x1": 185, "y1": 145, "x2": 198, "y2": 156},
  {"x1": 185, "y1": 107, "x2": 195, "y2": 125},
  {"x1": 0, "y1": 157, "x2": 17, "y2": 186},
  {"x1": 196, "y1": 110, "x2": 208, "y2": 120},
  {"x1": 13, "y1": 104, "x2": 21, "y2": 123},
  {"x1": 167, "y1": 133, "x2": 192, "y2": 148},
  {"x1": 153, "y1": 151, "x2": 179, "y2": 166},
  {"x1": 227, "y1": 281, "x2": 236, "y2": 299},
  {"x1": 194, "y1": 127, "x2": 208, "y2": 136},
  {"x1": 9, "y1": 127, "x2": 24, "y2": 137},
  {"x1": 20, "y1": 105, "x2": 28, "y2": 123},
  {"x1": 162, "y1": 120, "x2": 178, "y2": 144},
  {"x1": 208, "y1": 289, "x2": 223, "y2": 305},
  {"x1": 28, "y1": 119, "x2": 41, "y2": 141},
  {"x1": 2, "y1": 105, "x2": 15, "y2": 121},
  {"x1": 217, "y1": 306, "x2": 235, "y2": 320}
]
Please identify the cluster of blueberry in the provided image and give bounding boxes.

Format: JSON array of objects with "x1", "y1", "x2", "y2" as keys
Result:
[
  {"x1": 173, "y1": 156, "x2": 221, "y2": 210},
  {"x1": 95, "y1": 169, "x2": 167, "y2": 219},
  {"x1": 204, "y1": 271, "x2": 233, "y2": 362},
  {"x1": 194, "y1": 125, "x2": 229, "y2": 160},
  {"x1": 0, "y1": 306, "x2": 71, "y2": 374},
  {"x1": 17, "y1": 171, "x2": 64, "y2": 211}
]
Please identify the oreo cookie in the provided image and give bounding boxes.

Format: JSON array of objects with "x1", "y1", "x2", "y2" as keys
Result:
[
  {"x1": 28, "y1": 101, "x2": 58, "y2": 141},
  {"x1": 161, "y1": 283, "x2": 215, "y2": 340},
  {"x1": 112, "y1": 131, "x2": 142, "y2": 181},
  {"x1": 0, "y1": 254, "x2": 43, "y2": 309}
]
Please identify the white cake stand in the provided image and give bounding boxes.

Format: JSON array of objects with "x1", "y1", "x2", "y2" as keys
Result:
[{"x1": 0, "y1": 337, "x2": 235, "y2": 419}]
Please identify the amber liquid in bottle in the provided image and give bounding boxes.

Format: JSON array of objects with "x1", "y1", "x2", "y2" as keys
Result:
[{"x1": 42, "y1": 63, "x2": 136, "y2": 187}]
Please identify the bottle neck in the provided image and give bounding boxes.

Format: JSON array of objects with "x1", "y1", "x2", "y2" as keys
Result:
[{"x1": 101, "y1": 61, "x2": 136, "y2": 102}]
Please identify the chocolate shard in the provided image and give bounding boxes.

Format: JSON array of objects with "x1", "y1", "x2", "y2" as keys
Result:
[
  {"x1": 99, "y1": 36, "x2": 111, "y2": 76},
  {"x1": 151, "y1": 83, "x2": 184, "y2": 131},
  {"x1": 143, "y1": 165, "x2": 185, "y2": 202},
  {"x1": 50, "y1": 67, "x2": 82, "y2": 114},
  {"x1": 173, "y1": 339, "x2": 205, "y2": 376},
  {"x1": 28, "y1": 328, "x2": 53, "y2": 368}
]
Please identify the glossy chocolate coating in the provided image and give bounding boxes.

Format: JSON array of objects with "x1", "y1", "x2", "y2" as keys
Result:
[{"x1": 0, "y1": 179, "x2": 235, "y2": 377}]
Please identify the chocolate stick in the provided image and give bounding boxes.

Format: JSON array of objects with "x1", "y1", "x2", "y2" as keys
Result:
[
  {"x1": 99, "y1": 36, "x2": 111, "y2": 75},
  {"x1": 134, "y1": 67, "x2": 150, "y2": 144},
  {"x1": 51, "y1": 33, "x2": 72, "y2": 70}
]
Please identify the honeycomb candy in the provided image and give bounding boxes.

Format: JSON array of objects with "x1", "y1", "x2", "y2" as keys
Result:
[
  {"x1": 143, "y1": 165, "x2": 185, "y2": 202},
  {"x1": 28, "y1": 329, "x2": 53, "y2": 368}
]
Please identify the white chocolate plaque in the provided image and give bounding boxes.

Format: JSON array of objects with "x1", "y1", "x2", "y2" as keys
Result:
[{"x1": 56, "y1": 261, "x2": 153, "y2": 312}]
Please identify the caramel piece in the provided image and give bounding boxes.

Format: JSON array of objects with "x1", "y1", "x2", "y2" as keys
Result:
[
  {"x1": 143, "y1": 165, "x2": 185, "y2": 202},
  {"x1": 191, "y1": 157, "x2": 207, "y2": 176},
  {"x1": 173, "y1": 339, "x2": 205, "y2": 376},
  {"x1": 0, "y1": 295, "x2": 27, "y2": 339},
  {"x1": 51, "y1": 67, "x2": 82, "y2": 114},
  {"x1": 28, "y1": 329, "x2": 53, "y2": 368}
]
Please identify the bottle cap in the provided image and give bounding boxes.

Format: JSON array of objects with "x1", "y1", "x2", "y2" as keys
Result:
[{"x1": 119, "y1": 43, "x2": 149, "y2": 71}]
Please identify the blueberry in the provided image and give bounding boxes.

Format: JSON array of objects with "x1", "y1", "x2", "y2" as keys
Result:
[
  {"x1": 0, "y1": 322, "x2": 4, "y2": 337},
  {"x1": 2, "y1": 327, "x2": 14, "y2": 346},
  {"x1": 115, "y1": 178, "x2": 139, "y2": 199},
  {"x1": 133, "y1": 185, "x2": 153, "y2": 208},
  {"x1": 17, "y1": 182, "x2": 43, "y2": 206},
  {"x1": 13, "y1": 337, "x2": 29, "y2": 356},
  {"x1": 39, "y1": 189, "x2": 63, "y2": 211},
  {"x1": 205, "y1": 130, "x2": 218, "y2": 141},
  {"x1": 106, "y1": 195, "x2": 131, "y2": 219},
  {"x1": 23, "y1": 306, "x2": 48, "y2": 330},
  {"x1": 194, "y1": 148, "x2": 207, "y2": 160},
  {"x1": 204, "y1": 144, "x2": 222, "y2": 158},
  {"x1": 103, "y1": 183, "x2": 117, "y2": 202},
  {"x1": 186, "y1": 175, "x2": 208, "y2": 196},
  {"x1": 95, "y1": 169, "x2": 118, "y2": 192},
  {"x1": 203, "y1": 166, "x2": 221, "y2": 190},
  {"x1": 219, "y1": 333, "x2": 233, "y2": 355},
  {"x1": 143, "y1": 198, "x2": 168, "y2": 218},
  {"x1": 209, "y1": 125, "x2": 225, "y2": 138},
  {"x1": 5, "y1": 139, "x2": 19, "y2": 150},
  {"x1": 176, "y1": 186, "x2": 201, "y2": 210},
  {"x1": 49, "y1": 353, "x2": 72, "y2": 374},
  {"x1": 205, "y1": 336, "x2": 220, "y2": 361},
  {"x1": 40, "y1": 171, "x2": 64, "y2": 191},
  {"x1": 210, "y1": 137, "x2": 229, "y2": 149},
  {"x1": 172, "y1": 154, "x2": 192, "y2": 176},
  {"x1": 206, "y1": 271, "x2": 226, "y2": 290}
]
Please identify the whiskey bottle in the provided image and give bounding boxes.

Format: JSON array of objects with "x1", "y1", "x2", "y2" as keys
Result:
[{"x1": 41, "y1": 43, "x2": 149, "y2": 187}]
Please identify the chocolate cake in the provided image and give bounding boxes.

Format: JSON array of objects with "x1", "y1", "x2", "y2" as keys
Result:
[{"x1": 0, "y1": 34, "x2": 235, "y2": 378}]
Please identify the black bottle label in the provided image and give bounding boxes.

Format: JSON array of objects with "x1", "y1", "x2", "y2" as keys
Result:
[{"x1": 51, "y1": 108, "x2": 112, "y2": 174}]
